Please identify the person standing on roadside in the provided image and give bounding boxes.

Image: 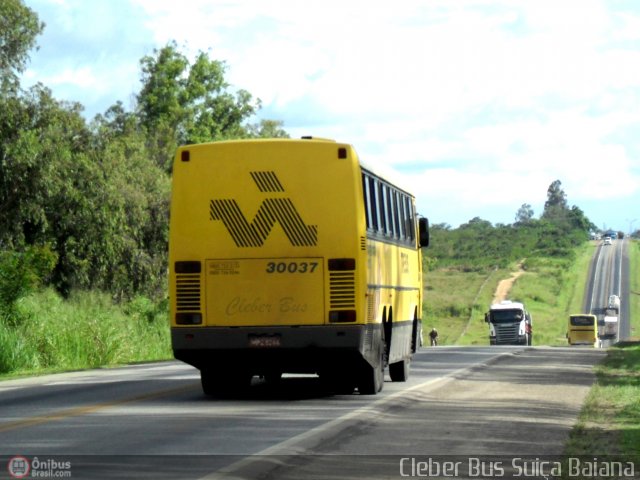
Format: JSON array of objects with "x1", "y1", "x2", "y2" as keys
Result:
[{"x1": 429, "y1": 327, "x2": 438, "y2": 347}]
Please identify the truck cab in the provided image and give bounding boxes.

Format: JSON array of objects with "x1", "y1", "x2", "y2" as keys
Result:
[
  {"x1": 485, "y1": 300, "x2": 532, "y2": 346},
  {"x1": 607, "y1": 295, "x2": 620, "y2": 314}
]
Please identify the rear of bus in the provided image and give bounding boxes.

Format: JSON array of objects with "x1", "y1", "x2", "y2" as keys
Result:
[
  {"x1": 567, "y1": 314, "x2": 598, "y2": 346},
  {"x1": 169, "y1": 138, "x2": 383, "y2": 394}
]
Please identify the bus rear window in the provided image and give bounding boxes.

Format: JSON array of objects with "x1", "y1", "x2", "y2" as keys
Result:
[{"x1": 570, "y1": 316, "x2": 595, "y2": 326}]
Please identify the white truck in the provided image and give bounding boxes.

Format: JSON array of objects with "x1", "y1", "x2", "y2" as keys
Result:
[
  {"x1": 485, "y1": 300, "x2": 532, "y2": 346},
  {"x1": 608, "y1": 295, "x2": 620, "y2": 314},
  {"x1": 601, "y1": 304, "x2": 619, "y2": 340}
]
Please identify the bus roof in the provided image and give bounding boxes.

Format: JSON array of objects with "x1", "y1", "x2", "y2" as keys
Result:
[{"x1": 176, "y1": 137, "x2": 417, "y2": 200}]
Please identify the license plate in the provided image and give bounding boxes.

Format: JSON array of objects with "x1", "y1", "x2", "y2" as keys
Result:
[{"x1": 248, "y1": 335, "x2": 281, "y2": 348}]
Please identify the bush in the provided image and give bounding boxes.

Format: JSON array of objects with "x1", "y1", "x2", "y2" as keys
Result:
[{"x1": 0, "y1": 245, "x2": 56, "y2": 325}]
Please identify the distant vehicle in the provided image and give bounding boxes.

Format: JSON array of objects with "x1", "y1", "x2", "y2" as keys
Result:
[
  {"x1": 485, "y1": 300, "x2": 532, "y2": 345},
  {"x1": 602, "y1": 314, "x2": 618, "y2": 339},
  {"x1": 608, "y1": 295, "x2": 620, "y2": 313},
  {"x1": 604, "y1": 237, "x2": 612, "y2": 245},
  {"x1": 567, "y1": 314, "x2": 598, "y2": 347}
]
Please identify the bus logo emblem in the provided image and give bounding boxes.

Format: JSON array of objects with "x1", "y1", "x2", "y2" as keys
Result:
[{"x1": 210, "y1": 171, "x2": 318, "y2": 247}]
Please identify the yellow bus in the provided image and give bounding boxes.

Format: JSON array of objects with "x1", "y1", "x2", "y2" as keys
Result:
[
  {"x1": 567, "y1": 314, "x2": 599, "y2": 346},
  {"x1": 169, "y1": 137, "x2": 429, "y2": 395}
]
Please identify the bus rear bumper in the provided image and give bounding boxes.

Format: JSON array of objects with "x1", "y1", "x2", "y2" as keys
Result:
[{"x1": 171, "y1": 325, "x2": 376, "y2": 374}]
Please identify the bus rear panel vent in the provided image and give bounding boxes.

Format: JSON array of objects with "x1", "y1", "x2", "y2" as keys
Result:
[{"x1": 175, "y1": 261, "x2": 202, "y2": 325}]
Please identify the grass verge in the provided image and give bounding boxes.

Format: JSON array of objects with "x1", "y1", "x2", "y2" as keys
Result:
[
  {"x1": 563, "y1": 342, "x2": 640, "y2": 472},
  {"x1": 423, "y1": 266, "x2": 509, "y2": 345},
  {"x1": 630, "y1": 240, "x2": 639, "y2": 338},
  {"x1": 0, "y1": 288, "x2": 172, "y2": 377}
]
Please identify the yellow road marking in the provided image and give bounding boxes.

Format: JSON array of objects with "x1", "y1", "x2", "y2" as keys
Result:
[{"x1": 0, "y1": 383, "x2": 199, "y2": 433}]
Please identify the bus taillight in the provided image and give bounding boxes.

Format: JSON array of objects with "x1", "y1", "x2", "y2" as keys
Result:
[
  {"x1": 329, "y1": 310, "x2": 356, "y2": 323},
  {"x1": 176, "y1": 313, "x2": 202, "y2": 325},
  {"x1": 328, "y1": 258, "x2": 356, "y2": 271}
]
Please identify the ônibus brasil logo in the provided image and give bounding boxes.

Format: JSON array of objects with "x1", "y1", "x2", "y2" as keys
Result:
[
  {"x1": 209, "y1": 171, "x2": 318, "y2": 247},
  {"x1": 7, "y1": 456, "x2": 30, "y2": 478}
]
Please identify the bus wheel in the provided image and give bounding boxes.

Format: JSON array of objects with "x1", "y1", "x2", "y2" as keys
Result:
[
  {"x1": 358, "y1": 350, "x2": 384, "y2": 395},
  {"x1": 389, "y1": 359, "x2": 410, "y2": 382},
  {"x1": 201, "y1": 370, "x2": 216, "y2": 396}
]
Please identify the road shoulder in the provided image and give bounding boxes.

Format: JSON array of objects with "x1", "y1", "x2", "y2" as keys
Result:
[{"x1": 205, "y1": 347, "x2": 606, "y2": 479}]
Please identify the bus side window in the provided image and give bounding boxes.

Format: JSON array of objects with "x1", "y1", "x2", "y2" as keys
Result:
[
  {"x1": 396, "y1": 192, "x2": 406, "y2": 240},
  {"x1": 405, "y1": 197, "x2": 415, "y2": 242},
  {"x1": 362, "y1": 174, "x2": 371, "y2": 229},
  {"x1": 391, "y1": 190, "x2": 401, "y2": 239},
  {"x1": 378, "y1": 182, "x2": 387, "y2": 234},
  {"x1": 369, "y1": 176, "x2": 380, "y2": 232},
  {"x1": 384, "y1": 185, "x2": 395, "y2": 238}
]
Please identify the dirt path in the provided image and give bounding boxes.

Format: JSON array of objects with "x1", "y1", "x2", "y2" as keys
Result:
[{"x1": 492, "y1": 261, "x2": 526, "y2": 304}]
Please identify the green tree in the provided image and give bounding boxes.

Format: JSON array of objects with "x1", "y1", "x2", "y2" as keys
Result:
[
  {"x1": 568, "y1": 205, "x2": 595, "y2": 233},
  {"x1": 247, "y1": 119, "x2": 290, "y2": 138},
  {"x1": 137, "y1": 42, "x2": 262, "y2": 170},
  {"x1": 90, "y1": 110, "x2": 170, "y2": 299},
  {"x1": 1, "y1": 84, "x2": 170, "y2": 299},
  {"x1": 515, "y1": 203, "x2": 534, "y2": 224},
  {"x1": 0, "y1": 0, "x2": 44, "y2": 94},
  {"x1": 0, "y1": 85, "x2": 91, "y2": 250},
  {"x1": 2, "y1": 24, "x2": 285, "y2": 301},
  {"x1": 542, "y1": 180, "x2": 569, "y2": 221}
]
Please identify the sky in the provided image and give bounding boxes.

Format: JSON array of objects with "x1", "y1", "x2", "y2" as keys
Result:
[{"x1": 21, "y1": 0, "x2": 640, "y2": 232}]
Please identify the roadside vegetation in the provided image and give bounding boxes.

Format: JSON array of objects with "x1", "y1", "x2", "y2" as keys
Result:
[
  {"x1": 562, "y1": 240, "x2": 640, "y2": 465},
  {"x1": 563, "y1": 342, "x2": 640, "y2": 467},
  {"x1": 0, "y1": 289, "x2": 171, "y2": 376},
  {"x1": 0, "y1": 2, "x2": 285, "y2": 377}
]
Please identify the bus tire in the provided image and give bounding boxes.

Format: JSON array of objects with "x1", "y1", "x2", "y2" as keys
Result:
[
  {"x1": 358, "y1": 348, "x2": 384, "y2": 395},
  {"x1": 201, "y1": 369, "x2": 216, "y2": 396},
  {"x1": 389, "y1": 358, "x2": 410, "y2": 382}
]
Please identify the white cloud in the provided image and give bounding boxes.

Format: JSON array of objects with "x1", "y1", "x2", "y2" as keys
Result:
[{"x1": 22, "y1": 0, "x2": 640, "y2": 229}]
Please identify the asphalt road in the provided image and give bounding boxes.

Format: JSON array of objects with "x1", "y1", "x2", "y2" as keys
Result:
[
  {"x1": 585, "y1": 238, "x2": 631, "y2": 346},
  {"x1": 0, "y1": 345, "x2": 605, "y2": 479}
]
